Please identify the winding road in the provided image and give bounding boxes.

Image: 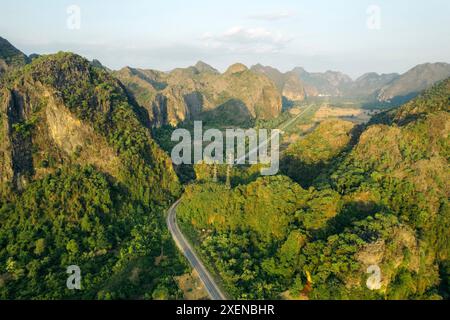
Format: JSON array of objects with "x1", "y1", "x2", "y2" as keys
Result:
[
  {"x1": 166, "y1": 105, "x2": 319, "y2": 300},
  {"x1": 167, "y1": 199, "x2": 227, "y2": 300}
]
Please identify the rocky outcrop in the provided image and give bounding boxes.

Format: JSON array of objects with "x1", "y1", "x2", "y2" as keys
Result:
[
  {"x1": 0, "y1": 82, "x2": 122, "y2": 190},
  {"x1": 0, "y1": 88, "x2": 34, "y2": 190},
  {"x1": 352, "y1": 225, "x2": 420, "y2": 291},
  {"x1": 43, "y1": 90, "x2": 121, "y2": 179}
]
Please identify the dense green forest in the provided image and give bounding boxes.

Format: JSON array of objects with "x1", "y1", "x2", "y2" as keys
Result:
[
  {"x1": 177, "y1": 79, "x2": 450, "y2": 300},
  {"x1": 0, "y1": 52, "x2": 187, "y2": 299},
  {"x1": 0, "y1": 166, "x2": 186, "y2": 299}
]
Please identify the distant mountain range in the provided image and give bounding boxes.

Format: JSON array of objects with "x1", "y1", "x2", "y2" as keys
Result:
[
  {"x1": 1, "y1": 35, "x2": 449, "y2": 128},
  {"x1": 251, "y1": 62, "x2": 450, "y2": 105},
  {"x1": 375, "y1": 62, "x2": 450, "y2": 104}
]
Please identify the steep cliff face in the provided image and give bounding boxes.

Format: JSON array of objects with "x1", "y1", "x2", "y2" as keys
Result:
[
  {"x1": 43, "y1": 90, "x2": 122, "y2": 179},
  {"x1": 0, "y1": 88, "x2": 37, "y2": 190},
  {"x1": 114, "y1": 62, "x2": 282, "y2": 127},
  {"x1": 0, "y1": 83, "x2": 124, "y2": 190},
  {"x1": 0, "y1": 52, "x2": 180, "y2": 200},
  {"x1": 251, "y1": 64, "x2": 359, "y2": 99}
]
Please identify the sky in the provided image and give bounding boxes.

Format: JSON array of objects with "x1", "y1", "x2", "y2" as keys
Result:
[{"x1": 0, "y1": 0, "x2": 449, "y2": 78}]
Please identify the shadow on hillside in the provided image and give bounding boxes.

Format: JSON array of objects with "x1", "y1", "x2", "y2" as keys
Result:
[
  {"x1": 280, "y1": 123, "x2": 365, "y2": 189},
  {"x1": 280, "y1": 157, "x2": 327, "y2": 189},
  {"x1": 362, "y1": 92, "x2": 419, "y2": 110},
  {"x1": 184, "y1": 91, "x2": 204, "y2": 119},
  {"x1": 312, "y1": 200, "x2": 385, "y2": 240},
  {"x1": 197, "y1": 98, "x2": 254, "y2": 127},
  {"x1": 119, "y1": 81, "x2": 153, "y2": 129}
]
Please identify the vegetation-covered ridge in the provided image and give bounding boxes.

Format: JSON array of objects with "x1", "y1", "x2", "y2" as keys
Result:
[
  {"x1": 1, "y1": 51, "x2": 180, "y2": 200},
  {"x1": 0, "y1": 36, "x2": 30, "y2": 70},
  {"x1": 0, "y1": 52, "x2": 186, "y2": 299},
  {"x1": 177, "y1": 78, "x2": 450, "y2": 300}
]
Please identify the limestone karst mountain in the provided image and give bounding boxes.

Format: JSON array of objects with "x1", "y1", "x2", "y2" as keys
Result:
[
  {"x1": 114, "y1": 62, "x2": 282, "y2": 127},
  {"x1": 251, "y1": 64, "x2": 307, "y2": 102},
  {"x1": 0, "y1": 49, "x2": 184, "y2": 299},
  {"x1": 0, "y1": 52, "x2": 180, "y2": 197}
]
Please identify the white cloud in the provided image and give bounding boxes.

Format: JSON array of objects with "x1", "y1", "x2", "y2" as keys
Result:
[
  {"x1": 201, "y1": 26, "x2": 293, "y2": 53},
  {"x1": 247, "y1": 11, "x2": 295, "y2": 21}
]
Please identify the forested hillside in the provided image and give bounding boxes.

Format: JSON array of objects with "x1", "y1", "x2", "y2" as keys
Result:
[
  {"x1": 177, "y1": 79, "x2": 450, "y2": 300},
  {"x1": 0, "y1": 52, "x2": 186, "y2": 299}
]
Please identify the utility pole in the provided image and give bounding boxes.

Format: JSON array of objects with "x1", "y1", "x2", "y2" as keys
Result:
[
  {"x1": 212, "y1": 160, "x2": 218, "y2": 183},
  {"x1": 225, "y1": 153, "x2": 232, "y2": 189}
]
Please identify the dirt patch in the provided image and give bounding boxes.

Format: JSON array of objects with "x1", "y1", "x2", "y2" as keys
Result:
[
  {"x1": 280, "y1": 290, "x2": 309, "y2": 300},
  {"x1": 314, "y1": 106, "x2": 381, "y2": 124},
  {"x1": 174, "y1": 270, "x2": 209, "y2": 300}
]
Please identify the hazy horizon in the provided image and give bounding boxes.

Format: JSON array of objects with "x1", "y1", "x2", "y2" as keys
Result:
[
  {"x1": 1, "y1": 0, "x2": 449, "y2": 78},
  {"x1": 4, "y1": 33, "x2": 450, "y2": 80}
]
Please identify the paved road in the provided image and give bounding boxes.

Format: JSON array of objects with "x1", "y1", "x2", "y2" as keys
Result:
[{"x1": 167, "y1": 199, "x2": 227, "y2": 300}]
